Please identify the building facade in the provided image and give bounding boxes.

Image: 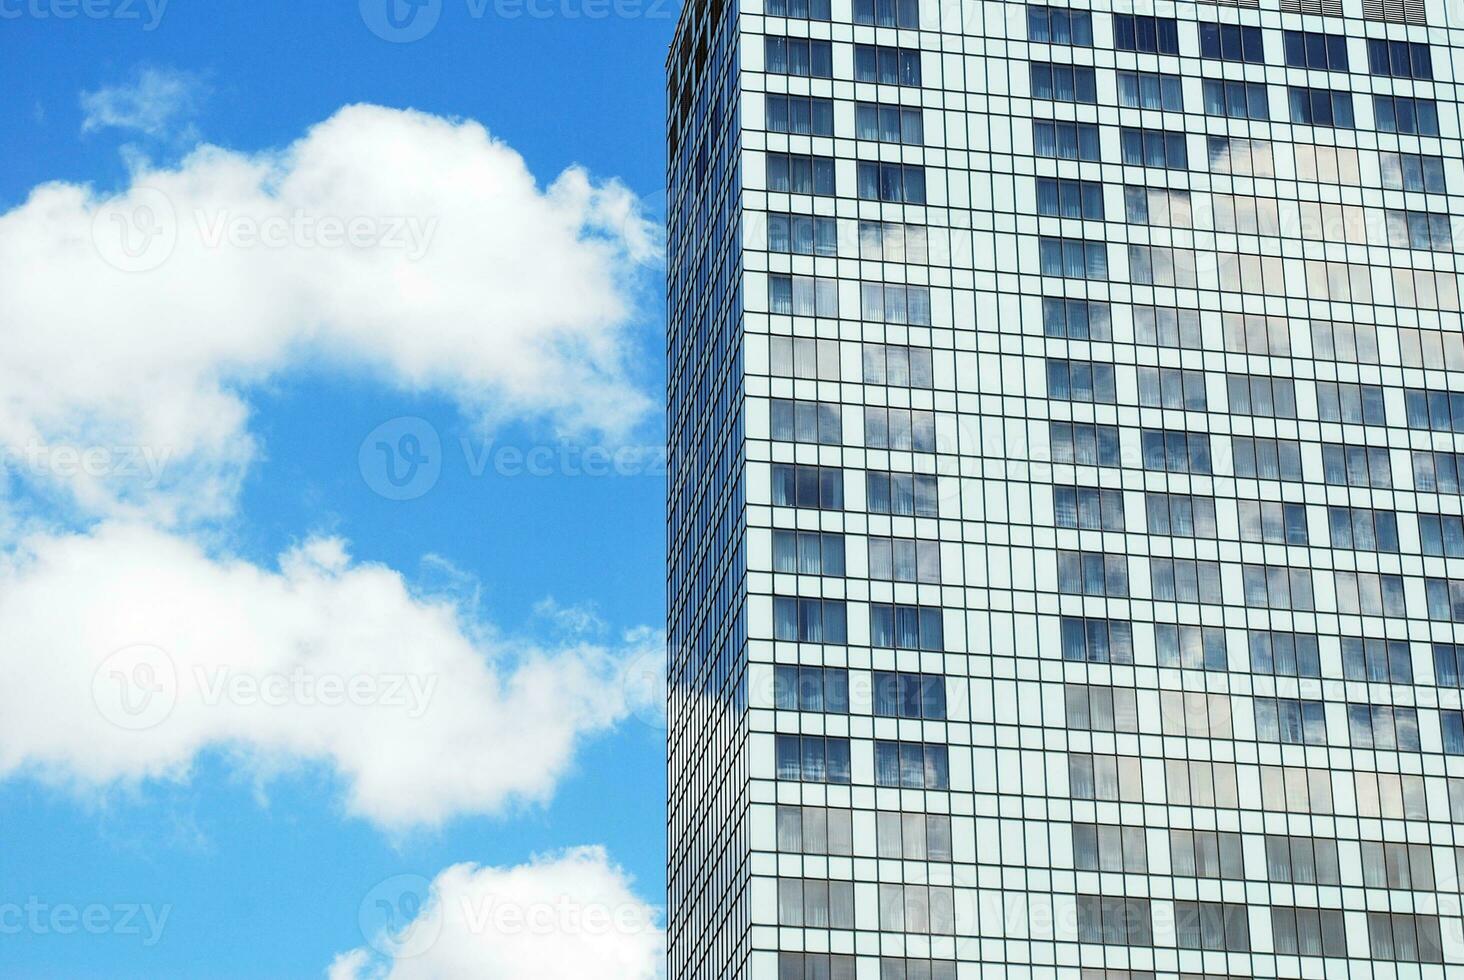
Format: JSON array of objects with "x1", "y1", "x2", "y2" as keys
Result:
[{"x1": 667, "y1": 0, "x2": 1464, "y2": 976}]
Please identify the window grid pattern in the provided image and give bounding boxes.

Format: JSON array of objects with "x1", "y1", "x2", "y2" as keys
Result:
[{"x1": 669, "y1": 0, "x2": 1464, "y2": 975}]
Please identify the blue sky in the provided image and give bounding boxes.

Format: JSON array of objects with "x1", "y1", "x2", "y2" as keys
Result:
[{"x1": 0, "y1": 2, "x2": 673, "y2": 976}]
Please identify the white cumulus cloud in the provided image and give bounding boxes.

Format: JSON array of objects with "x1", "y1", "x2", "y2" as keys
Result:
[
  {"x1": 328, "y1": 847, "x2": 664, "y2": 980},
  {"x1": 0, "y1": 103, "x2": 664, "y2": 833},
  {"x1": 0, "y1": 103, "x2": 659, "y2": 521},
  {"x1": 0, "y1": 521, "x2": 663, "y2": 830}
]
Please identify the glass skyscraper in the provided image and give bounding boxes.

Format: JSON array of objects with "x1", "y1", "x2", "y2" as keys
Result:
[{"x1": 667, "y1": 0, "x2": 1464, "y2": 976}]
